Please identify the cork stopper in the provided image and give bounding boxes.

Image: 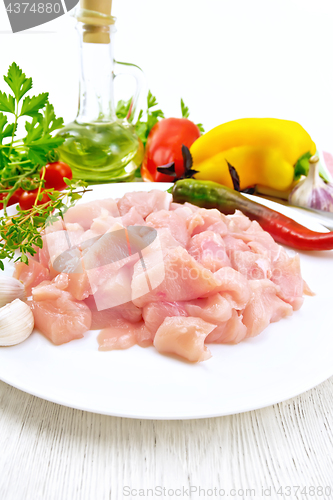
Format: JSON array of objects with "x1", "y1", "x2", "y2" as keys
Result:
[
  {"x1": 80, "y1": 0, "x2": 112, "y2": 17},
  {"x1": 76, "y1": 0, "x2": 116, "y2": 43}
]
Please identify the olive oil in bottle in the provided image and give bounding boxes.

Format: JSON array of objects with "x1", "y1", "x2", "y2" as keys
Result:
[
  {"x1": 58, "y1": 121, "x2": 141, "y2": 183},
  {"x1": 58, "y1": 0, "x2": 144, "y2": 183}
]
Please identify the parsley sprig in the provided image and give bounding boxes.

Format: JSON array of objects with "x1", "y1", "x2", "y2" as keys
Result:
[
  {"x1": 181, "y1": 98, "x2": 205, "y2": 134},
  {"x1": 0, "y1": 62, "x2": 88, "y2": 268},
  {"x1": 116, "y1": 91, "x2": 205, "y2": 147},
  {"x1": 0, "y1": 62, "x2": 66, "y2": 213},
  {"x1": 116, "y1": 90, "x2": 165, "y2": 147}
]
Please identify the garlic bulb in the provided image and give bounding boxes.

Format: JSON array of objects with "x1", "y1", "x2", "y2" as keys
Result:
[
  {"x1": 0, "y1": 299, "x2": 34, "y2": 346},
  {"x1": 0, "y1": 276, "x2": 25, "y2": 308},
  {"x1": 289, "y1": 155, "x2": 333, "y2": 212}
]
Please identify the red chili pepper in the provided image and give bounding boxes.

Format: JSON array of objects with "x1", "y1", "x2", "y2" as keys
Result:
[{"x1": 171, "y1": 179, "x2": 333, "y2": 251}]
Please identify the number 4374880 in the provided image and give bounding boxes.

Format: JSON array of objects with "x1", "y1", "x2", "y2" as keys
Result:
[{"x1": 6, "y1": 3, "x2": 61, "y2": 14}]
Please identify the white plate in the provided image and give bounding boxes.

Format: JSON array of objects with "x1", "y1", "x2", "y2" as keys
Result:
[{"x1": 0, "y1": 182, "x2": 332, "y2": 420}]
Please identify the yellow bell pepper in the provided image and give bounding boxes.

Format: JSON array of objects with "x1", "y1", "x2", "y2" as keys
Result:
[{"x1": 190, "y1": 118, "x2": 316, "y2": 191}]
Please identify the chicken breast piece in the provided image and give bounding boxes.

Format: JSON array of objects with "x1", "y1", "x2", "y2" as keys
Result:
[{"x1": 153, "y1": 316, "x2": 216, "y2": 362}]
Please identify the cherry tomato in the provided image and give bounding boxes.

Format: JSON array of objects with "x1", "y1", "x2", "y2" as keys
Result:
[
  {"x1": 19, "y1": 189, "x2": 50, "y2": 211},
  {"x1": 141, "y1": 118, "x2": 201, "y2": 182},
  {"x1": 0, "y1": 188, "x2": 24, "y2": 209},
  {"x1": 41, "y1": 161, "x2": 72, "y2": 191},
  {"x1": 9, "y1": 187, "x2": 24, "y2": 205},
  {"x1": 0, "y1": 192, "x2": 7, "y2": 210}
]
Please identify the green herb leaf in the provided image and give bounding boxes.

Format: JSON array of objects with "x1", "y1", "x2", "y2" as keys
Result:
[
  {"x1": 140, "y1": 93, "x2": 164, "y2": 145},
  {"x1": 0, "y1": 148, "x2": 9, "y2": 171},
  {"x1": 0, "y1": 91, "x2": 15, "y2": 114},
  {"x1": 3, "y1": 63, "x2": 31, "y2": 103},
  {"x1": 20, "y1": 92, "x2": 49, "y2": 117},
  {"x1": 294, "y1": 150, "x2": 331, "y2": 182},
  {"x1": 147, "y1": 90, "x2": 158, "y2": 109},
  {"x1": 30, "y1": 135, "x2": 65, "y2": 151},
  {"x1": 181, "y1": 98, "x2": 190, "y2": 119},
  {"x1": 46, "y1": 149, "x2": 60, "y2": 163},
  {"x1": 0, "y1": 113, "x2": 8, "y2": 136},
  {"x1": 19, "y1": 78, "x2": 33, "y2": 101},
  {"x1": 70, "y1": 192, "x2": 83, "y2": 201},
  {"x1": 24, "y1": 115, "x2": 44, "y2": 143},
  {"x1": 145, "y1": 109, "x2": 164, "y2": 135},
  {"x1": 27, "y1": 145, "x2": 49, "y2": 165},
  {"x1": 42, "y1": 103, "x2": 64, "y2": 134},
  {"x1": 2, "y1": 123, "x2": 16, "y2": 140},
  {"x1": 35, "y1": 237, "x2": 43, "y2": 248},
  {"x1": 0, "y1": 113, "x2": 16, "y2": 145},
  {"x1": 116, "y1": 90, "x2": 165, "y2": 148},
  {"x1": 180, "y1": 99, "x2": 205, "y2": 133},
  {"x1": 21, "y1": 254, "x2": 28, "y2": 265},
  {"x1": 136, "y1": 109, "x2": 143, "y2": 122},
  {"x1": 294, "y1": 151, "x2": 312, "y2": 180},
  {"x1": 115, "y1": 99, "x2": 131, "y2": 120},
  {"x1": 135, "y1": 121, "x2": 148, "y2": 142},
  {"x1": 196, "y1": 123, "x2": 205, "y2": 134}
]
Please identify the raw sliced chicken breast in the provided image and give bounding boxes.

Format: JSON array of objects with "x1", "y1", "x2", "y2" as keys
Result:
[
  {"x1": 143, "y1": 301, "x2": 188, "y2": 333},
  {"x1": 233, "y1": 220, "x2": 282, "y2": 261},
  {"x1": 91, "y1": 265, "x2": 133, "y2": 311},
  {"x1": 206, "y1": 309, "x2": 247, "y2": 344},
  {"x1": 229, "y1": 250, "x2": 271, "y2": 280},
  {"x1": 67, "y1": 269, "x2": 92, "y2": 301},
  {"x1": 214, "y1": 267, "x2": 251, "y2": 309},
  {"x1": 32, "y1": 274, "x2": 68, "y2": 301},
  {"x1": 155, "y1": 228, "x2": 184, "y2": 249},
  {"x1": 226, "y1": 210, "x2": 252, "y2": 232},
  {"x1": 31, "y1": 281, "x2": 92, "y2": 345},
  {"x1": 117, "y1": 190, "x2": 171, "y2": 218},
  {"x1": 184, "y1": 293, "x2": 232, "y2": 324},
  {"x1": 120, "y1": 206, "x2": 146, "y2": 227},
  {"x1": 41, "y1": 229, "x2": 84, "y2": 269},
  {"x1": 64, "y1": 199, "x2": 120, "y2": 229},
  {"x1": 153, "y1": 316, "x2": 216, "y2": 362},
  {"x1": 132, "y1": 246, "x2": 221, "y2": 307},
  {"x1": 98, "y1": 326, "x2": 136, "y2": 351},
  {"x1": 187, "y1": 208, "x2": 228, "y2": 237},
  {"x1": 223, "y1": 234, "x2": 250, "y2": 256},
  {"x1": 188, "y1": 231, "x2": 230, "y2": 272},
  {"x1": 146, "y1": 210, "x2": 189, "y2": 247},
  {"x1": 16, "y1": 188, "x2": 310, "y2": 360},
  {"x1": 84, "y1": 295, "x2": 142, "y2": 330},
  {"x1": 90, "y1": 213, "x2": 119, "y2": 234},
  {"x1": 170, "y1": 205, "x2": 193, "y2": 220},
  {"x1": 98, "y1": 320, "x2": 152, "y2": 350},
  {"x1": 270, "y1": 253, "x2": 305, "y2": 310},
  {"x1": 242, "y1": 280, "x2": 293, "y2": 338},
  {"x1": 14, "y1": 259, "x2": 49, "y2": 296}
]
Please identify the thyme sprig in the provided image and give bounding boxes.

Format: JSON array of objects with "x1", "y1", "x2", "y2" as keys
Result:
[{"x1": 0, "y1": 179, "x2": 89, "y2": 269}]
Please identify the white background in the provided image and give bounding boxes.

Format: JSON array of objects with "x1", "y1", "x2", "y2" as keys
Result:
[{"x1": 0, "y1": 0, "x2": 333, "y2": 151}]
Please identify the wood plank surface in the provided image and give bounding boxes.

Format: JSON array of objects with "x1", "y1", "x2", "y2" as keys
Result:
[{"x1": 0, "y1": 378, "x2": 333, "y2": 500}]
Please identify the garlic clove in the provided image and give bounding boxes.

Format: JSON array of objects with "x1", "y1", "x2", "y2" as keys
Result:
[
  {"x1": 0, "y1": 299, "x2": 34, "y2": 347},
  {"x1": 0, "y1": 276, "x2": 26, "y2": 308},
  {"x1": 289, "y1": 155, "x2": 333, "y2": 212}
]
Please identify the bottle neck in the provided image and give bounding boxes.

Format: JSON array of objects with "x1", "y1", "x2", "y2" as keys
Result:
[{"x1": 76, "y1": 24, "x2": 116, "y2": 124}]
